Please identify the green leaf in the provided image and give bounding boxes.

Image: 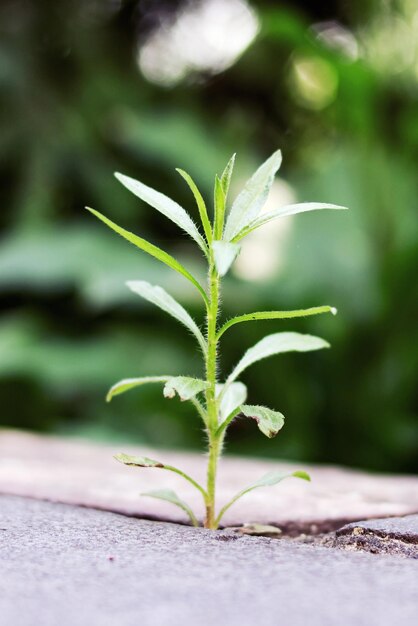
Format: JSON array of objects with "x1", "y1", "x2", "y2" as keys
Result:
[
  {"x1": 223, "y1": 150, "x2": 282, "y2": 241},
  {"x1": 142, "y1": 488, "x2": 199, "y2": 527},
  {"x1": 106, "y1": 375, "x2": 170, "y2": 402},
  {"x1": 220, "y1": 153, "x2": 236, "y2": 199},
  {"x1": 176, "y1": 168, "x2": 212, "y2": 244},
  {"x1": 126, "y1": 280, "x2": 206, "y2": 352},
  {"x1": 234, "y1": 202, "x2": 348, "y2": 241},
  {"x1": 251, "y1": 469, "x2": 311, "y2": 488},
  {"x1": 226, "y1": 332, "x2": 330, "y2": 387},
  {"x1": 212, "y1": 241, "x2": 241, "y2": 277},
  {"x1": 215, "y1": 469, "x2": 310, "y2": 526},
  {"x1": 216, "y1": 382, "x2": 247, "y2": 423},
  {"x1": 214, "y1": 175, "x2": 226, "y2": 240},
  {"x1": 163, "y1": 376, "x2": 209, "y2": 401},
  {"x1": 292, "y1": 470, "x2": 311, "y2": 481},
  {"x1": 115, "y1": 453, "x2": 207, "y2": 498},
  {"x1": 216, "y1": 306, "x2": 337, "y2": 339},
  {"x1": 114, "y1": 172, "x2": 207, "y2": 253},
  {"x1": 114, "y1": 453, "x2": 164, "y2": 468},
  {"x1": 241, "y1": 404, "x2": 285, "y2": 438},
  {"x1": 85, "y1": 207, "x2": 208, "y2": 304}
]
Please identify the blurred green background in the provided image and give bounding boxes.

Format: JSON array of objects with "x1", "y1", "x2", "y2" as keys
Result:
[{"x1": 1, "y1": 0, "x2": 417, "y2": 472}]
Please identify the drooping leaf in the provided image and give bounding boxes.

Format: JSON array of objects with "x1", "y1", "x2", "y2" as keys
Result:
[
  {"x1": 106, "y1": 375, "x2": 170, "y2": 402},
  {"x1": 163, "y1": 376, "x2": 209, "y2": 401},
  {"x1": 114, "y1": 172, "x2": 207, "y2": 253},
  {"x1": 215, "y1": 469, "x2": 310, "y2": 526},
  {"x1": 142, "y1": 488, "x2": 199, "y2": 527},
  {"x1": 126, "y1": 280, "x2": 206, "y2": 351},
  {"x1": 223, "y1": 150, "x2": 282, "y2": 242},
  {"x1": 220, "y1": 153, "x2": 236, "y2": 199},
  {"x1": 216, "y1": 382, "x2": 247, "y2": 423},
  {"x1": 115, "y1": 453, "x2": 207, "y2": 498},
  {"x1": 217, "y1": 306, "x2": 337, "y2": 339},
  {"x1": 176, "y1": 168, "x2": 212, "y2": 243},
  {"x1": 234, "y1": 202, "x2": 348, "y2": 241},
  {"x1": 226, "y1": 332, "x2": 330, "y2": 386},
  {"x1": 85, "y1": 208, "x2": 208, "y2": 303},
  {"x1": 212, "y1": 241, "x2": 241, "y2": 276},
  {"x1": 241, "y1": 404, "x2": 285, "y2": 438},
  {"x1": 213, "y1": 175, "x2": 226, "y2": 240},
  {"x1": 114, "y1": 453, "x2": 164, "y2": 468}
]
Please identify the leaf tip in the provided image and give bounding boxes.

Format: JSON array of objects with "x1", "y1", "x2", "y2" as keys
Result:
[{"x1": 292, "y1": 470, "x2": 311, "y2": 482}]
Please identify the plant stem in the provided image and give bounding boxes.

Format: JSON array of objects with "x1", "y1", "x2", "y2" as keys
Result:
[
  {"x1": 205, "y1": 436, "x2": 220, "y2": 528},
  {"x1": 204, "y1": 261, "x2": 221, "y2": 529}
]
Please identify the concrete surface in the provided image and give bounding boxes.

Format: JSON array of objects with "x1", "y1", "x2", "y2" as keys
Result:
[
  {"x1": 335, "y1": 515, "x2": 418, "y2": 558},
  {"x1": 2, "y1": 429, "x2": 418, "y2": 531},
  {"x1": 1, "y1": 495, "x2": 418, "y2": 626}
]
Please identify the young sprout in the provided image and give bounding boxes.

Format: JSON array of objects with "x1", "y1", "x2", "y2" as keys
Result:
[{"x1": 86, "y1": 149, "x2": 347, "y2": 529}]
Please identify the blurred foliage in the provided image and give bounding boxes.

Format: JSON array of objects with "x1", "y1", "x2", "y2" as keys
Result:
[{"x1": 0, "y1": 0, "x2": 417, "y2": 472}]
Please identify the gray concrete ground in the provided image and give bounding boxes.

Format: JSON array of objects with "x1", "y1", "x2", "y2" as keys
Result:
[
  {"x1": 335, "y1": 515, "x2": 418, "y2": 558},
  {"x1": 1, "y1": 495, "x2": 418, "y2": 626}
]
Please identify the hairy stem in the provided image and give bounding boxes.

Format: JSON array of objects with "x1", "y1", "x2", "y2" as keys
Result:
[{"x1": 204, "y1": 261, "x2": 221, "y2": 529}]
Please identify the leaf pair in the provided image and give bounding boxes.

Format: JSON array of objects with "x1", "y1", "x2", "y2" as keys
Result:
[{"x1": 115, "y1": 450, "x2": 310, "y2": 528}]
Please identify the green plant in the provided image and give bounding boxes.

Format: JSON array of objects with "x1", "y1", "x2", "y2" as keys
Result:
[{"x1": 87, "y1": 150, "x2": 346, "y2": 529}]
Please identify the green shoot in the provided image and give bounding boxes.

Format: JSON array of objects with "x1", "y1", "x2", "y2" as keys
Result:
[{"x1": 87, "y1": 150, "x2": 347, "y2": 529}]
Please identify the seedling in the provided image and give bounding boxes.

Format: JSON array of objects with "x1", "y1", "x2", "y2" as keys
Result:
[{"x1": 87, "y1": 150, "x2": 346, "y2": 529}]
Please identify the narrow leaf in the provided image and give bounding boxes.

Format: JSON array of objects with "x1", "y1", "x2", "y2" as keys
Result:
[
  {"x1": 163, "y1": 376, "x2": 209, "y2": 401},
  {"x1": 217, "y1": 306, "x2": 337, "y2": 339},
  {"x1": 85, "y1": 207, "x2": 208, "y2": 303},
  {"x1": 107, "y1": 375, "x2": 170, "y2": 402},
  {"x1": 142, "y1": 488, "x2": 199, "y2": 527},
  {"x1": 224, "y1": 149, "x2": 282, "y2": 242},
  {"x1": 127, "y1": 280, "x2": 206, "y2": 352},
  {"x1": 176, "y1": 168, "x2": 212, "y2": 243},
  {"x1": 252, "y1": 469, "x2": 311, "y2": 488},
  {"x1": 226, "y1": 332, "x2": 330, "y2": 386},
  {"x1": 220, "y1": 153, "x2": 236, "y2": 199},
  {"x1": 241, "y1": 404, "x2": 285, "y2": 438},
  {"x1": 234, "y1": 202, "x2": 348, "y2": 241},
  {"x1": 215, "y1": 469, "x2": 310, "y2": 526},
  {"x1": 212, "y1": 241, "x2": 241, "y2": 277},
  {"x1": 216, "y1": 382, "x2": 247, "y2": 423},
  {"x1": 114, "y1": 453, "x2": 164, "y2": 468},
  {"x1": 115, "y1": 453, "x2": 207, "y2": 498},
  {"x1": 213, "y1": 175, "x2": 226, "y2": 240},
  {"x1": 114, "y1": 172, "x2": 207, "y2": 252}
]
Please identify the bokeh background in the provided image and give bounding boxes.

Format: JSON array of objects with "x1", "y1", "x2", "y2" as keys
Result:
[{"x1": 1, "y1": 0, "x2": 417, "y2": 473}]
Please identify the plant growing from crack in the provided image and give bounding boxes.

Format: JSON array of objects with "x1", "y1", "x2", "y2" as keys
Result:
[{"x1": 87, "y1": 150, "x2": 347, "y2": 530}]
